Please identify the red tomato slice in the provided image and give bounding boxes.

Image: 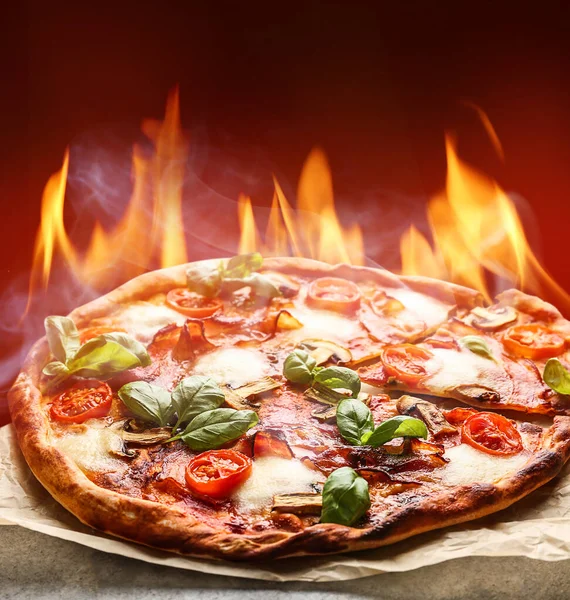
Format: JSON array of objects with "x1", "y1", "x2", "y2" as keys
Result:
[
  {"x1": 306, "y1": 277, "x2": 361, "y2": 313},
  {"x1": 185, "y1": 450, "x2": 252, "y2": 499},
  {"x1": 51, "y1": 380, "x2": 113, "y2": 423},
  {"x1": 462, "y1": 412, "x2": 523, "y2": 456},
  {"x1": 253, "y1": 431, "x2": 293, "y2": 459},
  {"x1": 381, "y1": 344, "x2": 435, "y2": 384},
  {"x1": 444, "y1": 407, "x2": 478, "y2": 425},
  {"x1": 166, "y1": 288, "x2": 223, "y2": 318},
  {"x1": 502, "y1": 324, "x2": 565, "y2": 360},
  {"x1": 79, "y1": 326, "x2": 126, "y2": 344}
]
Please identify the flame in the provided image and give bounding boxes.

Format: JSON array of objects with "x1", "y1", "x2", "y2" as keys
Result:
[
  {"x1": 238, "y1": 148, "x2": 364, "y2": 265},
  {"x1": 401, "y1": 135, "x2": 570, "y2": 309},
  {"x1": 25, "y1": 87, "x2": 188, "y2": 310}
]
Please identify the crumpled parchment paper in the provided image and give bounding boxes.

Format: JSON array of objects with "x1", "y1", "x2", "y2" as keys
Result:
[{"x1": 1, "y1": 424, "x2": 569, "y2": 582}]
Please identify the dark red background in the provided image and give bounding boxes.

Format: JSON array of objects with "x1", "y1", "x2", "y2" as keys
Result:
[{"x1": 2, "y1": 3, "x2": 570, "y2": 423}]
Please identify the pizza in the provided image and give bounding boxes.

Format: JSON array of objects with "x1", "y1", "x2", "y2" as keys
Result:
[{"x1": 8, "y1": 255, "x2": 570, "y2": 560}]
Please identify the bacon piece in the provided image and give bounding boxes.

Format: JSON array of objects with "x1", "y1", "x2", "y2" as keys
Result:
[
  {"x1": 253, "y1": 430, "x2": 294, "y2": 459},
  {"x1": 172, "y1": 319, "x2": 216, "y2": 361}
]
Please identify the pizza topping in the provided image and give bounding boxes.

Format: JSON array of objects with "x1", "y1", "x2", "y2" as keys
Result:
[
  {"x1": 320, "y1": 467, "x2": 370, "y2": 526},
  {"x1": 283, "y1": 349, "x2": 317, "y2": 384},
  {"x1": 50, "y1": 380, "x2": 113, "y2": 423},
  {"x1": 232, "y1": 456, "x2": 319, "y2": 512},
  {"x1": 42, "y1": 317, "x2": 151, "y2": 391},
  {"x1": 166, "y1": 288, "x2": 223, "y2": 318},
  {"x1": 381, "y1": 344, "x2": 435, "y2": 385},
  {"x1": 118, "y1": 381, "x2": 175, "y2": 427},
  {"x1": 272, "y1": 492, "x2": 323, "y2": 515},
  {"x1": 452, "y1": 384, "x2": 501, "y2": 404},
  {"x1": 459, "y1": 336, "x2": 495, "y2": 361},
  {"x1": 253, "y1": 430, "x2": 294, "y2": 459},
  {"x1": 186, "y1": 253, "x2": 280, "y2": 300},
  {"x1": 171, "y1": 320, "x2": 217, "y2": 361},
  {"x1": 298, "y1": 339, "x2": 352, "y2": 366},
  {"x1": 171, "y1": 376, "x2": 226, "y2": 430},
  {"x1": 336, "y1": 398, "x2": 428, "y2": 447},
  {"x1": 396, "y1": 395, "x2": 457, "y2": 437},
  {"x1": 369, "y1": 291, "x2": 405, "y2": 316},
  {"x1": 261, "y1": 271, "x2": 301, "y2": 297},
  {"x1": 192, "y1": 348, "x2": 268, "y2": 388},
  {"x1": 170, "y1": 408, "x2": 259, "y2": 451},
  {"x1": 185, "y1": 450, "x2": 253, "y2": 499},
  {"x1": 503, "y1": 324, "x2": 565, "y2": 360},
  {"x1": 306, "y1": 277, "x2": 362, "y2": 314},
  {"x1": 543, "y1": 358, "x2": 570, "y2": 394},
  {"x1": 79, "y1": 326, "x2": 127, "y2": 343},
  {"x1": 223, "y1": 377, "x2": 282, "y2": 410},
  {"x1": 313, "y1": 366, "x2": 362, "y2": 398},
  {"x1": 461, "y1": 412, "x2": 523, "y2": 456},
  {"x1": 467, "y1": 305, "x2": 518, "y2": 331}
]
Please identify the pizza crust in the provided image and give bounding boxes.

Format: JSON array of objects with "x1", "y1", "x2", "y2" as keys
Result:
[{"x1": 8, "y1": 258, "x2": 570, "y2": 560}]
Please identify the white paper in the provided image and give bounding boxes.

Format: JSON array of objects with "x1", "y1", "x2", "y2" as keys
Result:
[{"x1": 1, "y1": 423, "x2": 570, "y2": 582}]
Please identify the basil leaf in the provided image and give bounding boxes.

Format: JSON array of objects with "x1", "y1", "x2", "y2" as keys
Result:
[
  {"x1": 283, "y1": 349, "x2": 317, "y2": 384},
  {"x1": 178, "y1": 408, "x2": 258, "y2": 451},
  {"x1": 44, "y1": 316, "x2": 80, "y2": 364},
  {"x1": 223, "y1": 252, "x2": 263, "y2": 278},
  {"x1": 186, "y1": 263, "x2": 223, "y2": 298},
  {"x1": 313, "y1": 366, "x2": 361, "y2": 398},
  {"x1": 67, "y1": 333, "x2": 150, "y2": 378},
  {"x1": 118, "y1": 381, "x2": 174, "y2": 426},
  {"x1": 320, "y1": 467, "x2": 370, "y2": 526},
  {"x1": 460, "y1": 335, "x2": 494, "y2": 361},
  {"x1": 363, "y1": 415, "x2": 428, "y2": 447},
  {"x1": 223, "y1": 273, "x2": 280, "y2": 299},
  {"x1": 543, "y1": 358, "x2": 570, "y2": 395},
  {"x1": 41, "y1": 361, "x2": 71, "y2": 392},
  {"x1": 336, "y1": 399, "x2": 374, "y2": 446},
  {"x1": 172, "y1": 376, "x2": 226, "y2": 429}
]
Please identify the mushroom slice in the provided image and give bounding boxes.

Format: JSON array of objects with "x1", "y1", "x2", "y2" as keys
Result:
[
  {"x1": 272, "y1": 492, "x2": 322, "y2": 515},
  {"x1": 223, "y1": 376, "x2": 282, "y2": 410},
  {"x1": 120, "y1": 430, "x2": 172, "y2": 445},
  {"x1": 304, "y1": 386, "x2": 351, "y2": 406},
  {"x1": 311, "y1": 405, "x2": 337, "y2": 422},
  {"x1": 453, "y1": 384, "x2": 501, "y2": 404},
  {"x1": 396, "y1": 395, "x2": 456, "y2": 437},
  {"x1": 466, "y1": 305, "x2": 518, "y2": 331},
  {"x1": 299, "y1": 339, "x2": 353, "y2": 366}
]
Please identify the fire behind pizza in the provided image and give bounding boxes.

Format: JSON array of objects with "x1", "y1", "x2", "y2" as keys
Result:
[{"x1": 8, "y1": 256, "x2": 570, "y2": 560}]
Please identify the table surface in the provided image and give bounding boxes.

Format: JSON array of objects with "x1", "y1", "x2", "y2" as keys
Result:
[{"x1": 1, "y1": 525, "x2": 569, "y2": 600}]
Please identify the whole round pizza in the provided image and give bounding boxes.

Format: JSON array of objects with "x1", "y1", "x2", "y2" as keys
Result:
[{"x1": 8, "y1": 255, "x2": 570, "y2": 560}]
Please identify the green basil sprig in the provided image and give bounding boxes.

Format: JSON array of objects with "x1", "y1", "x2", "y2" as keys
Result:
[
  {"x1": 42, "y1": 316, "x2": 150, "y2": 390},
  {"x1": 283, "y1": 350, "x2": 361, "y2": 398},
  {"x1": 362, "y1": 415, "x2": 428, "y2": 447},
  {"x1": 314, "y1": 367, "x2": 361, "y2": 398},
  {"x1": 118, "y1": 375, "x2": 225, "y2": 429},
  {"x1": 171, "y1": 376, "x2": 226, "y2": 430},
  {"x1": 283, "y1": 349, "x2": 317, "y2": 384},
  {"x1": 336, "y1": 398, "x2": 428, "y2": 447},
  {"x1": 460, "y1": 335, "x2": 495, "y2": 361},
  {"x1": 169, "y1": 408, "x2": 258, "y2": 450},
  {"x1": 320, "y1": 467, "x2": 370, "y2": 526},
  {"x1": 118, "y1": 381, "x2": 175, "y2": 427},
  {"x1": 543, "y1": 358, "x2": 570, "y2": 395},
  {"x1": 186, "y1": 253, "x2": 279, "y2": 299}
]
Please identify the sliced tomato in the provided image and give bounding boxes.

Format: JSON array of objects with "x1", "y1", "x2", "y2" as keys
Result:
[
  {"x1": 166, "y1": 288, "x2": 223, "y2": 318},
  {"x1": 502, "y1": 324, "x2": 565, "y2": 360},
  {"x1": 185, "y1": 450, "x2": 252, "y2": 499},
  {"x1": 462, "y1": 412, "x2": 523, "y2": 456},
  {"x1": 79, "y1": 326, "x2": 126, "y2": 344},
  {"x1": 306, "y1": 277, "x2": 361, "y2": 313},
  {"x1": 381, "y1": 344, "x2": 435, "y2": 385},
  {"x1": 444, "y1": 406, "x2": 478, "y2": 425},
  {"x1": 51, "y1": 380, "x2": 112, "y2": 423},
  {"x1": 253, "y1": 431, "x2": 293, "y2": 459}
]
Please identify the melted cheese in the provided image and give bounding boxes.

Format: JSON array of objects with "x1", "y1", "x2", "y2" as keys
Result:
[
  {"x1": 387, "y1": 288, "x2": 451, "y2": 327},
  {"x1": 232, "y1": 457, "x2": 318, "y2": 513},
  {"x1": 193, "y1": 348, "x2": 268, "y2": 387},
  {"x1": 55, "y1": 425, "x2": 124, "y2": 472},
  {"x1": 116, "y1": 302, "x2": 187, "y2": 344},
  {"x1": 286, "y1": 307, "x2": 361, "y2": 344},
  {"x1": 442, "y1": 444, "x2": 530, "y2": 487},
  {"x1": 425, "y1": 348, "x2": 513, "y2": 398}
]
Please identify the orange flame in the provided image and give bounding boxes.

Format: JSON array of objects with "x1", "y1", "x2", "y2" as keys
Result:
[
  {"x1": 25, "y1": 87, "x2": 188, "y2": 311},
  {"x1": 238, "y1": 148, "x2": 364, "y2": 265},
  {"x1": 401, "y1": 135, "x2": 570, "y2": 309}
]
